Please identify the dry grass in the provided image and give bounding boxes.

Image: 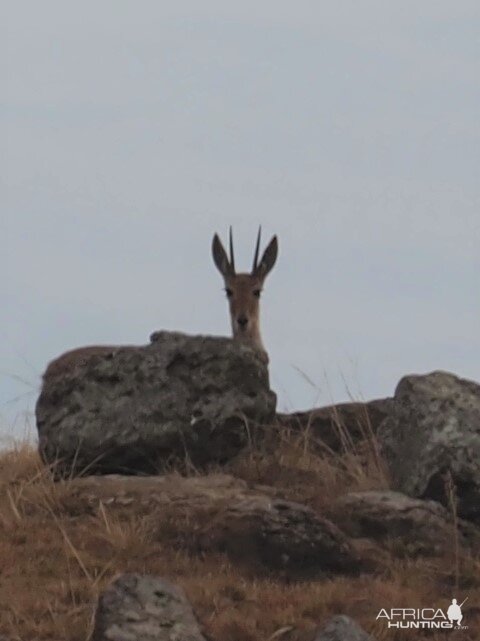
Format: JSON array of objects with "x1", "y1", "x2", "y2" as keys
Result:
[{"x1": 0, "y1": 425, "x2": 479, "y2": 641}]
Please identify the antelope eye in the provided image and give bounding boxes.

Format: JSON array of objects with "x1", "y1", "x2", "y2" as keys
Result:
[
  {"x1": 253, "y1": 289, "x2": 261, "y2": 298},
  {"x1": 225, "y1": 288, "x2": 233, "y2": 298}
]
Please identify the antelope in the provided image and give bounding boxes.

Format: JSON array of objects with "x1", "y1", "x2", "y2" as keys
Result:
[
  {"x1": 42, "y1": 228, "x2": 278, "y2": 383},
  {"x1": 212, "y1": 227, "x2": 278, "y2": 352}
]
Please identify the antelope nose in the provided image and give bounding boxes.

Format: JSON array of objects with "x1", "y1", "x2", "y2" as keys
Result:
[{"x1": 237, "y1": 315, "x2": 248, "y2": 327}]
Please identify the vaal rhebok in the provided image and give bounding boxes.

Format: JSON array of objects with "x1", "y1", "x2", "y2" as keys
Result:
[{"x1": 212, "y1": 227, "x2": 278, "y2": 352}]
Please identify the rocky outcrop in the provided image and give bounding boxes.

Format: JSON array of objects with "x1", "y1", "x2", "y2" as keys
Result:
[
  {"x1": 277, "y1": 398, "x2": 391, "y2": 452},
  {"x1": 91, "y1": 574, "x2": 206, "y2": 641},
  {"x1": 378, "y1": 371, "x2": 480, "y2": 522},
  {"x1": 328, "y1": 490, "x2": 480, "y2": 557},
  {"x1": 69, "y1": 473, "x2": 364, "y2": 579},
  {"x1": 36, "y1": 331, "x2": 276, "y2": 476},
  {"x1": 313, "y1": 615, "x2": 374, "y2": 641}
]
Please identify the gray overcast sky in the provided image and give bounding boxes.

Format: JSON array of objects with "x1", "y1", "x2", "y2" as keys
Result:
[{"x1": 2, "y1": 1, "x2": 479, "y2": 438}]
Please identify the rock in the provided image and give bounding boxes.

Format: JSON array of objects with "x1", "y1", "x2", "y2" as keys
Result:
[
  {"x1": 328, "y1": 490, "x2": 480, "y2": 557},
  {"x1": 313, "y1": 615, "x2": 374, "y2": 641},
  {"x1": 69, "y1": 473, "x2": 364, "y2": 579},
  {"x1": 91, "y1": 573, "x2": 206, "y2": 641},
  {"x1": 42, "y1": 345, "x2": 133, "y2": 382},
  {"x1": 378, "y1": 371, "x2": 480, "y2": 522},
  {"x1": 277, "y1": 398, "x2": 391, "y2": 453},
  {"x1": 36, "y1": 331, "x2": 276, "y2": 475},
  {"x1": 199, "y1": 496, "x2": 361, "y2": 578},
  {"x1": 69, "y1": 471, "x2": 250, "y2": 509}
]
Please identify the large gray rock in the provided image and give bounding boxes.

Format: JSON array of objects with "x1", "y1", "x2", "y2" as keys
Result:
[
  {"x1": 91, "y1": 574, "x2": 206, "y2": 641},
  {"x1": 313, "y1": 615, "x2": 374, "y2": 641},
  {"x1": 378, "y1": 371, "x2": 480, "y2": 522},
  {"x1": 37, "y1": 331, "x2": 276, "y2": 475},
  {"x1": 328, "y1": 490, "x2": 480, "y2": 557}
]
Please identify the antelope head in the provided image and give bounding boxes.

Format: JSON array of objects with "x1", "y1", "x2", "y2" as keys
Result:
[{"x1": 212, "y1": 227, "x2": 278, "y2": 351}]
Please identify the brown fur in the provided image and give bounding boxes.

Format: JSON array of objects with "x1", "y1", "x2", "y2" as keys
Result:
[{"x1": 222, "y1": 273, "x2": 267, "y2": 349}]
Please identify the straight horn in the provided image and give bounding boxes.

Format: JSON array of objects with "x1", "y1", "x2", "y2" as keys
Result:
[
  {"x1": 229, "y1": 226, "x2": 235, "y2": 273},
  {"x1": 252, "y1": 225, "x2": 262, "y2": 272}
]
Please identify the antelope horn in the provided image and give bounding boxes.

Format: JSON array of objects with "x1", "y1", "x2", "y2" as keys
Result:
[
  {"x1": 252, "y1": 225, "x2": 262, "y2": 272},
  {"x1": 229, "y1": 226, "x2": 235, "y2": 273}
]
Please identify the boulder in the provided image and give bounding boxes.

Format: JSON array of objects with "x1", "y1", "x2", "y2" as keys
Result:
[
  {"x1": 199, "y1": 495, "x2": 361, "y2": 578},
  {"x1": 91, "y1": 574, "x2": 206, "y2": 641},
  {"x1": 36, "y1": 331, "x2": 276, "y2": 476},
  {"x1": 328, "y1": 490, "x2": 480, "y2": 557},
  {"x1": 277, "y1": 399, "x2": 391, "y2": 453},
  {"x1": 69, "y1": 473, "x2": 364, "y2": 579},
  {"x1": 378, "y1": 371, "x2": 480, "y2": 522},
  {"x1": 313, "y1": 615, "x2": 374, "y2": 641}
]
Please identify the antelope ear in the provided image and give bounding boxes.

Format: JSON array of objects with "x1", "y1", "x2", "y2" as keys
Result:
[
  {"x1": 254, "y1": 235, "x2": 278, "y2": 278},
  {"x1": 212, "y1": 234, "x2": 233, "y2": 277}
]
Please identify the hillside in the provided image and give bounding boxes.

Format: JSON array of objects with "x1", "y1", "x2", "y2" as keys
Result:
[{"x1": 1, "y1": 419, "x2": 478, "y2": 640}]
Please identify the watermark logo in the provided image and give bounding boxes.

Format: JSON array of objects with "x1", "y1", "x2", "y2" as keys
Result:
[
  {"x1": 376, "y1": 597, "x2": 468, "y2": 631},
  {"x1": 447, "y1": 598, "x2": 465, "y2": 626}
]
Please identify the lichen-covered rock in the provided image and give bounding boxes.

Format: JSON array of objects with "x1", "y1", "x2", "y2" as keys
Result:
[
  {"x1": 378, "y1": 371, "x2": 480, "y2": 522},
  {"x1": 36, "y1": 331, "x2": 276, "y2": 475},
  {"x1": 91, "y1": 574, "x2": 206, "y2": 641},
  {"x1": 313, "y1": 615, "x2": 374, "y2": 641},
  {"x1": 328, "y1": 491, "x2": 480, "y2": 556},
  {"x1": 277, "y1": 398, "x2": 391, "y2": 452}
]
